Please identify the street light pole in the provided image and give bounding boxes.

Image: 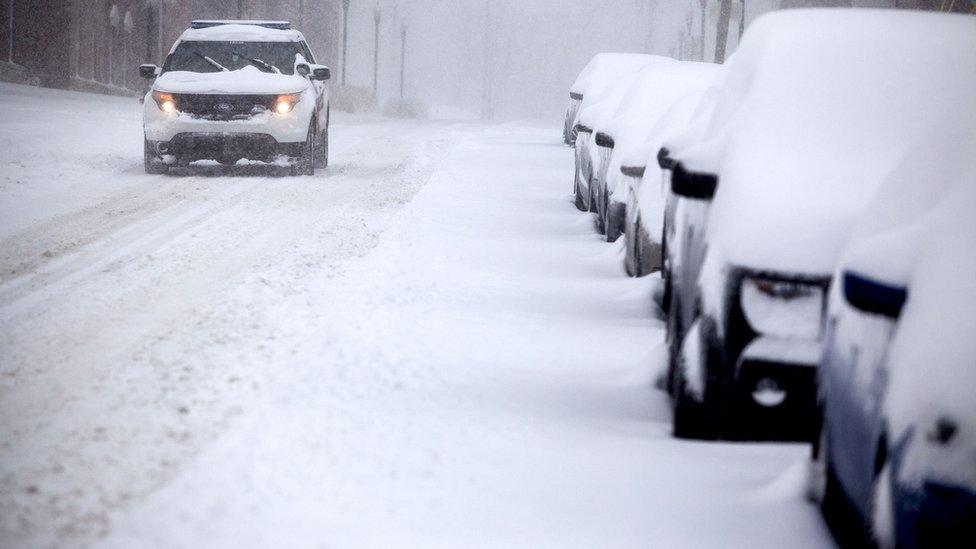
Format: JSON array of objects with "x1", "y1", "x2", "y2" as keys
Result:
[
  {"x1": 373, "y1": 5, "x2": 380, "y2": 97},
  {"x1": 699, "y1": 0, "x2": 708, "y2": 61},
  {"x1": 399, "y1": 24, "x2": 406, "y2": 99},
  {"x1": 8, "y1": 0, "x2": 13, "y2": 63},
  {"x1": 342, "y1": 0, "x2": 351, "y2": 87}
]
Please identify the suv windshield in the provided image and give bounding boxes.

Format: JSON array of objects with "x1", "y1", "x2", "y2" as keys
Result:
[{"x1": 164, "y1": 41, "x2": 313, "y2": 75}]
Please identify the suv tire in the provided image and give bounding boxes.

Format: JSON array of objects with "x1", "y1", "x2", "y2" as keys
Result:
[
  {"x1": 144, "y1": 139, "x2": 168, "y2": 175},
  {"x1": 292, "y1": 123, "x2": 315, "y2": 176}
]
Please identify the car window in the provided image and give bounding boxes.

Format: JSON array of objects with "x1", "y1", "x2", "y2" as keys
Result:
[{"x1": 164, "y1": 40, "x2": 308, "y2": 75}]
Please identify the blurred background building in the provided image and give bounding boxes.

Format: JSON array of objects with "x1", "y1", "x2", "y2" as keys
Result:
[
  {"x1": 0, "y1": 0, "x2": 971, "y2": 115},
  {"x1": 0, "y1": 0, "x2": 343, "y2": 95}
]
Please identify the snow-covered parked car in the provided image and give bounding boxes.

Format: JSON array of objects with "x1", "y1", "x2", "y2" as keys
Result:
[
  {"x1": 573, "y1": 57, "x2": 675, "y2": 214},
  {"x1": 659, "y1": 9, "x2": 976, "y2": 441},
  {"x1": 621, "y1": 91, "x2": 706, "y2": 277},
  {"x1": 563, "y1": 53, "x2": 659, "y2": 145},
  {"x1": 811, "y1": 120, "x2": 976, "y2": 548},
  {"x1": 140, "y1": 20, "x2": 331, "y2": 176},
  {"x1": 598, "y1": 62, "x2": 719, "y2": 245}
]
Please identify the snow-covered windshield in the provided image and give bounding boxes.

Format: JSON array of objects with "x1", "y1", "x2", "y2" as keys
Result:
[{"x1": 164, "y1": 41, "x2": 313, "y2": 75}]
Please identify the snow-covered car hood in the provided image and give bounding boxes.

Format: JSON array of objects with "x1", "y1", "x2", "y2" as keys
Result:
[
  {"x1": 678, "y1": 9, "x2": 976, "y2": 276},
  {"x1": 570, "y1": 53, "x2": 670, "y2": 96},
  {"x1": 154, "y1": 65, "x2": 309, "y2": 95}
]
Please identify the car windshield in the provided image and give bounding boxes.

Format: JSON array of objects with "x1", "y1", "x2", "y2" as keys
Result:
[{"x1": 164, "y1": 40, "x2": 312, "y2": 75}]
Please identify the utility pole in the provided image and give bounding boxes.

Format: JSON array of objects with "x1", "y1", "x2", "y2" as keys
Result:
[
  {"x1": 738, "y1": 0, "x2": 746, "y2": 41},
  {"x1": 699, "y1": 0, "x2": 708, "y2": 61},
  {"x1": 481, "y1": 0, "x2": 493, "y2": 120},
  {"x1": 373, "y1": 5, "x2": 380, "y2": 97},
  {"x1": 298, "y1": 0, "x2": 304, "y2": 29},
  {"x1": 7, "y1": 0, "x2": 13, "y2": 63},
  {"x1": 714, "y1": 0, "x2": 732, "y2": 63},
  {"x1": 158, "y1": 1, "x2": 164, "y2": 63},
  {"x1": 342, "y1": 0, "x2": 351, "y2": 86},
  {"x1": 399, "y1": 24, "x2": 406, "y2": 99}
]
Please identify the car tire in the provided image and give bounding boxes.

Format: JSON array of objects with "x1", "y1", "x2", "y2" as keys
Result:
[
  {"x1": 671, "y1": 324, "x2": 717, "y2": 440},
  {"x1": 808, "y1": 415, "x2": 828, "y2": 503},
  {"x1": 144, "y1": 139, "x2": 167, "y2": 175},
  {"x1": 869, "y1": 461, "x2": 896, "y2": 549},
  {"x1": 291, "y1": 123, "x2": 315, "y2": 176},
  {"x1": 605, "y1": 201, "x2": 625, "y2": 243},
  {"x1": 624, "y1": 218, "x2": 638, "y2": 277},
  {"x1": 574, "y1": 170, "x2": 588, "y2": 211},
  {"x1": 314, "y1": 109, "x2": 329, "y2": 169},
  {"x1": 587, "y1": 175, "x2": 599, "y2": 213}
]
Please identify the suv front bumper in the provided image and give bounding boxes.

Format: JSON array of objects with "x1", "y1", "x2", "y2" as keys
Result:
[
  {"x1": 148, "y1": 133, "x2": 306, "y2": 164},
  {"x1": 143, "y1": 91, "x2": 314, "y2": 147}
]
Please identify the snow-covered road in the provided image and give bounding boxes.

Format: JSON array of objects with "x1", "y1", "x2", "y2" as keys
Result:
[{"x1": 1, "y1": 84, "x2": 832, "y2": 548}]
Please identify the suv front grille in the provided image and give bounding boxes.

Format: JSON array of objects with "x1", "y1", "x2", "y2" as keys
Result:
[{"x1": 175, "y1": 94, "x2": 277, "y2": 120}]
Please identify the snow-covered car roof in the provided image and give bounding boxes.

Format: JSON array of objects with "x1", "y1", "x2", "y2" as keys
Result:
[
  {"x1": 600, "y1": 61, "x2": 718, "y2": 144},
  {"x1": 632, "y1": 91, "x2": 707, "y2": 240},
  {"x1": 676, "y1": 9, "x2": 976, "y2": 274},
  {"x1": 570, "y1": 53, "x2": 667, "y2": 97},
  {"x1": 598, "y1": 62, "x2": 720, "y2": 193},
  {"x1": 575, "y1": 58, "x2": 675, "y2": 130},
  {"x1": 173, "y1": 23, "x2": 306, "y2": 53}
]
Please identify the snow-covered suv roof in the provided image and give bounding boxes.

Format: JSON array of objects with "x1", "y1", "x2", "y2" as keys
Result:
[{"x1": 173, "y1": 22, "x2": 306, "y2": 53}]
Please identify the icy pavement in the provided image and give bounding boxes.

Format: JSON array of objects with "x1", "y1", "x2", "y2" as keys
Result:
[{"x1": 1, "y1": 85, "x2": 832, "y2": 548}]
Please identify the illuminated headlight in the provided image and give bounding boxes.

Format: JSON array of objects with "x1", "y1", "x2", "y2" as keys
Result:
[
  {"x1": 152, "y1": 91, "x2": 177, "y2": 113},
  {"x1": 740, "y1": 278, "x2": 825, "y2": 339},
  {"x1": 274, "y1": 93, "x2": 302, "y2": 115}
]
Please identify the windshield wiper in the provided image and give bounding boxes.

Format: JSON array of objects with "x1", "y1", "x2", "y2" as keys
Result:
[
  {"x1": 233, "y1": 51, "x2": 281, "y2": 74},
  {"x1": 193, "y1": 50, "x2": 229, "y2": 72}
]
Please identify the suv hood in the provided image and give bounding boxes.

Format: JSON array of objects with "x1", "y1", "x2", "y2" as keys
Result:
[{"x1": 155, "y1": 65, "x2": 308, "y2": 95}]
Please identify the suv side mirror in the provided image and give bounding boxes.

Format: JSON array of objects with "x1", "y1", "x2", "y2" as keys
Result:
[
  {"x1": 671, "y1": 163, "x2": 718, "y2": 200},
  {"x1": 842, "y1": 271, "x2": 907, "y2": 319},
  {"x1": 139, "y1": 64, "x2": 160, "y2": 79},
  {"x1": 312, "y1": 66, "x2": 331, "y2": 81}
]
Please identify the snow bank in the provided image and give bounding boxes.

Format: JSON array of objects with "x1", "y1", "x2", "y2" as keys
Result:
[{"x1": 92, "y1": 124, "x2": 830, "y2": 549}]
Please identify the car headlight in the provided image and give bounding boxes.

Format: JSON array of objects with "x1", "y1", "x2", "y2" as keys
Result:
[
  {"x1": 273, "y1": 93, "x2": 302, "y2": 115},
  {"x1": 740, "y1": 277, "x2": 825, "y2": 339},
  {"x1": 151, "y1": 91, "x2": 177, "y2": 113}
]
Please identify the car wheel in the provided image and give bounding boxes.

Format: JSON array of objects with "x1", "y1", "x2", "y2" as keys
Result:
[
  {"x1": 808, "y1": 415, "x2": 828, "y2": 503},
  {"x1": 144, "y1": 139, "x2": 167, "y2": 175},
  {"x1": 291, "y1": 123, "x2": 315, "y2": 176},
  {"x1": 605, "y1": 201, "x2": 625, "y2": 243},
  {"x1": 574, "y1": 169, "x2": 588, "y2": 211},
  {"x1": 672, "y1": 322, "x2": 717, "y2": 440},
  {"x1": 869, "y1": 461, "x2": 896, "y2": 549},
  {"x1": 314, "y1": 111, "x2": 329, "y2": 169},
  {"x1": 596, "y1": 185, "x2": 608, "y2": 234},
  {"x1": 624, "y1": 219, "x2": 638, "y2": 277}
]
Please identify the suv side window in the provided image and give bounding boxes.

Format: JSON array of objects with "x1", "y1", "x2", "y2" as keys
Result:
[{"x1": 300, "y1": 41, "x2": 315, "y2": 64}]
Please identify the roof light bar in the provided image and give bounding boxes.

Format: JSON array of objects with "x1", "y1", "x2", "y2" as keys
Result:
[{"x1": 190, "y1": 20, "x2": 292, "y2": 30}]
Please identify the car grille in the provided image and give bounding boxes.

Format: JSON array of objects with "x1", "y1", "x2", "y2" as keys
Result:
[{"x1": 175, "y1": 94, "x2": 276, "y2": 120}]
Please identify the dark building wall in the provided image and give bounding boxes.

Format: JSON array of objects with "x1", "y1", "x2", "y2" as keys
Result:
[{"x1": 1, "y1": 0, "x2": 341, "y2": 95}]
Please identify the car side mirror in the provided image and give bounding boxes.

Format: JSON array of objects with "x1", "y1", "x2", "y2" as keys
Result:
[
  {"x1": 671, "y1": 163, "x2": 718, "y2": 200},
  {"x1": 657, "y1": 147, "x2": 676, "y2": 170},
  {"x1": 842, "y1": 271, "x2": 907, "y2": 319},
  {"x1": 312, "y1": 66, "x2": 331, "y2": 81},
  {"x1": 139, "y1": 64, "x2": 160, "y2": 79}
]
